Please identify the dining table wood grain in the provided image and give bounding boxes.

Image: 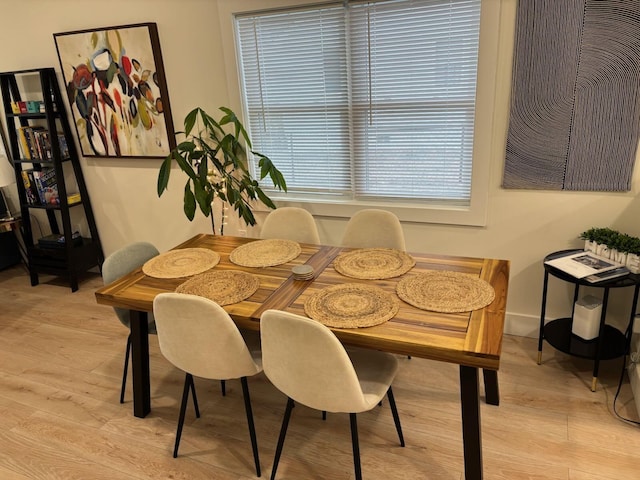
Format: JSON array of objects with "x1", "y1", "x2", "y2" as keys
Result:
[{"x1": 95, "y1": 233, "x2": 509, "y2": 480}]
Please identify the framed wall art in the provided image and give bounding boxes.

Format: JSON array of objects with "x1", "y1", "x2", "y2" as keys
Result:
[{"x1": 54, "y1": 22, "x2": 176, "y2": 158}]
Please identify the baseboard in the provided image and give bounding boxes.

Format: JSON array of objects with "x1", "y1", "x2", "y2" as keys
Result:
[{"x1": 504, "y1": 312, "x2": 540, "y2": 338}]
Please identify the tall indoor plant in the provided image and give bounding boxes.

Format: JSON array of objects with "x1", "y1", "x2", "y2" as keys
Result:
[{"x1": 157, "y1": 107, "x2": 286, "y2": 233}]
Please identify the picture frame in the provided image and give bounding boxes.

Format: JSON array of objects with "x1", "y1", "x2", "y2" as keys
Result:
[{"x1": 53, "y1": 22, "x2": 176, "y2": 158}]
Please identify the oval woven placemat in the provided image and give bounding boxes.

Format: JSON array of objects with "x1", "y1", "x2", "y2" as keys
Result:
[
  {"x1": 304, "y1": 283, "x2": 399, "y2": 328},
  {"x1": 175, "y1": 270, "x2": 260, "y2": 306},
  {"x1": 229, "y1": 239, "x2": 301, "y2": 267},
  {"x1": 396, "y1": 270, "x2": 495, "y2": 313},
  {"x1": 142, "y1": 248, "x2": 220, "y2": 279},
  {"x1": 334, "y1": 248, "x2": 416, "y2": 279}
]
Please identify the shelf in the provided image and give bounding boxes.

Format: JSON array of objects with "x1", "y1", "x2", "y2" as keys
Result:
[
  {"x1": 544, "y1": 318, "x2": 627, "y2": 360},
  {"x1": 1, "y1": 67, "x2": 103, "y2": 292}
]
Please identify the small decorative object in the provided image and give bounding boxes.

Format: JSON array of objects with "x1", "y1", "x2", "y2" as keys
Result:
[
  {"x1": 54, "y1": 23, "x2": 176, "y2": 158},
  {"x1": 157, "y1": 107, "x2": 286, "y2": 231},
  {"x1": 572, "y1": 295, "x2": 602, "y2": 340},
  {"x1": 579, "y1": 227, "x2": 640, "y2": 274}
]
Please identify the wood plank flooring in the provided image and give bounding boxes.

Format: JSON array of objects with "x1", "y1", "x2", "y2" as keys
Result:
[{"x1": 1, "y1": 264, "x2": 640, "y2": 479}]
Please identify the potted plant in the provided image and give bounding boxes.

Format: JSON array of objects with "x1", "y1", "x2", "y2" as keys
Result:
[{"x1": 157, "y1": 107, "x2": 286, "y2": 233}]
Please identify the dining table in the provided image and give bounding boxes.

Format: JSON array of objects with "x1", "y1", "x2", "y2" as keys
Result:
[{"x1": 95, "y1": 233, "x2": 509, "y2": 480}]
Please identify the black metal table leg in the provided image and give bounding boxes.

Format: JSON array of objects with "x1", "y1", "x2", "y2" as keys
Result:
[
  {"x1": 460, "y1": 365, "x2": 482, "y2": 480},
  {"x1": 482, "y1": 369, "x2": 499, "y2": 406},
  {"x1": 537, "y1": 271, "x2": 549, "y2": 364},
  {"x1": 129, "y1": 310, "x2": 150, "y2": 418},
  {"x1": 591, "y1": 288, "x2": 610, "y2": 391}
]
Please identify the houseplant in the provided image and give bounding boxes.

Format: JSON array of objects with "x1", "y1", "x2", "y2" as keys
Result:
[{"x1": 157, "y1": 107, "x2": 286, "y2": 232}]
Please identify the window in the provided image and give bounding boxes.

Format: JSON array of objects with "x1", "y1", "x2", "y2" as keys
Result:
[{"x1": 227, "y1": 0, "x2": 498, "y2": 226}]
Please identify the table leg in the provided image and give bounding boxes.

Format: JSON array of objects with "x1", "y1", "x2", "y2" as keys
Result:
[
  {"x1": 460, "y1": 365, "x2": 482, "y2": 480},
  {"x1": 537, "y1": 271, "x2": 549, "y2": 364},
  {"x1": 591, "y1": 288, "x2": 610, "y2": 392},
  {"x1": 130, "y1": 310, "x2": 150, "y2": 418},
  {"x1": 482, "y1": 369, "x2": 499, "y2": 406}
]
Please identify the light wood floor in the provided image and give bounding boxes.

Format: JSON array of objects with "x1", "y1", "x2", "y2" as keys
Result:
[{"x1": 1, "y1": 263, "x2": 640, "y2": 480}]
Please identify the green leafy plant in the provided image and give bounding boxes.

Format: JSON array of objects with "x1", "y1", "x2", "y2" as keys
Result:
[
  {"x1": 157, "y1": 107, "x2": 286, "y2": 230},
  {"x1": 579, "y1": 227, "x2": 640, "y2": 255}
]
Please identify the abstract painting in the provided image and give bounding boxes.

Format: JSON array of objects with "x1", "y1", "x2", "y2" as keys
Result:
[{"x1": 54, "y1": 23, "x2": 176, "y2": 158}]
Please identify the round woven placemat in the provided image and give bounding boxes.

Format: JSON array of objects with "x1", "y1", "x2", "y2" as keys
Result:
[
  {"x1": 175, "y1": 270, "x2": 260, "y2": 306},
  {"x1": 334, "y1": 248, "x2": 416, "y2": 279},
  {"x1": 229, "y1": 239, "x2": 301, "y2": 267},
  {"x1": 142, "y1": 248, "x2": 220, "y2": 279},
  {"x1": 304, "y1": 283, "x2": 399, "y2": 328},
  {"x1": 396, "y1": 270, "x2": 495, "y2": 313}
]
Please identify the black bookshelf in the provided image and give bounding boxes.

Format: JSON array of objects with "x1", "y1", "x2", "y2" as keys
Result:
[{"x1": 0, "y1": 68, "x2": 103, "y2": 291}]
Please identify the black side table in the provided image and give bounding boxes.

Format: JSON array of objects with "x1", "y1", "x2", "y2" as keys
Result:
[{"x1": 538, "y1": 249, "x2": 640, "y2": 391}]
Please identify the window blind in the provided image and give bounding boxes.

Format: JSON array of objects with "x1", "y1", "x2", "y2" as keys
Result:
[{"x1": 236, "y1": 0, "x2": 481, "y2": 203}]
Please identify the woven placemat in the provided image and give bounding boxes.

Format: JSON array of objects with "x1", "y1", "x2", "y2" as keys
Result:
[
  {"x1": 142, "y1": 248, "x2": 220, "y2": 279},
  {"x1": 304, "y1": 283, "x2": 399, "y2": 328},
  {"x1": 229, "y1": 239, "x2": 301, "y2": 267},
  {"x1": 396, "y1": 270, "x2": 495, "y2": 313},
  {"x1": 334, "y1": 248, "x2": 416, "y2": 279},
  {"x1": 175, "y1": 270, "x2": 260, "y2": 306}
]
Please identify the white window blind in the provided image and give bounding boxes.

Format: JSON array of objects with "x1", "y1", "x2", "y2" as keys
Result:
[{"x1": 236, "y1": 0, "x2": 481, "y2": 204}]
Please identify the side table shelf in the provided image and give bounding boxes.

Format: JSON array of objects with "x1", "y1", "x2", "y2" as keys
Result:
[{"x1": 538, "y1": 249, "x2": 640, "y2": 392}]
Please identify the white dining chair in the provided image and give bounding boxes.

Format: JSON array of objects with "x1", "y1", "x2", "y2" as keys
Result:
[
  {"x1": 260, "y1": 309, "x2": 404, "y2": 480},
  {"x1": 260, "y1": 207, "x2": 321, "y2": 244},
  {"x1": 102, "y1": 241, "x2": 160, "y2": 404},
  {"x1": 153, "y1": 292, "x2": 263, "y2": 477},
  {"x1": 341, "y1": 209, "x2": 406, "y2": 251}
]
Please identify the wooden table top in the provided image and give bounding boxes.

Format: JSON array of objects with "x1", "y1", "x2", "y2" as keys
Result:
[{"x1": 95, "y1": 234, "x2": 510, "y2": 370}]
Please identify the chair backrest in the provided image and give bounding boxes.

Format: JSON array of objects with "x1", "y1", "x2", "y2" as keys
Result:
[
  {"x1": 260, "y1": 207, "x2": 321, "y2": 244},
  {"x1": 341, "y1": 209, "x2": 406, "y2": 251},
  {"x1": 260, "y1": 309, "x2": 367, "y2": 413},
  {"x1": 153, "y1": 292, "x2": 262, "y2": 380},
  {"x1": 103, "y1": 241, "x2": 160, "y2": 327}
]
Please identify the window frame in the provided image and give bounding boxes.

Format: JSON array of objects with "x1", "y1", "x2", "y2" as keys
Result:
[{"x1": 217, "y1": 0, "x2": 501, "y2": 226}]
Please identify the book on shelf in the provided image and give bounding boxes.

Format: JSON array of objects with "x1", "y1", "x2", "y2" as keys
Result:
[
  {"x1": 37, "y1": 231, "x2": 82, "y2": 249},
  {"x1": 21, "y1": 170, "x2": 41, "y2": 206},
  {"x1": 32, "y1": 168, "x2": 59, "y2": 205},
  {"x1": 15, "y1": 126, "x2": 67, "y2": 161},
  {"x1": 545, "y1": 250, "x2": 625, "y2": 279},
  {"x1": 66, "y1": 192, "x2": 81, "y2": 204}
]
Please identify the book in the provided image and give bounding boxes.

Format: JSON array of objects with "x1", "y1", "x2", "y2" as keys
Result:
[
  {"x1": 67, "y1": 192, "x2": 81, "y2": 204},
  {"x1": 21, "y1": 170, "x2": 41, "y2": 206},
  {"x1": 32, "y1": 168, "x2": 59, "y2": 205},
  {"x1": 545, "y1": 251, "x2": 623, "y2": 279},
  {"x1": 37, "y1": 232, "x2": 82, "y2": 249},
  {"x1": 584, "y1": 266, "x2": 630, "y2": 283}
]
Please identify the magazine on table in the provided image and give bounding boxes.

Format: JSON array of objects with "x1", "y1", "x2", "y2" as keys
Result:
[{"x1": 544, "y1": 251, "x2": 627, "y2": 279}]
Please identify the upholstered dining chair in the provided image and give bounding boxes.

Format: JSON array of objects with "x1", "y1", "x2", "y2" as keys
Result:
[
  {"x1": 102, "y1": 241, "x2": 160, "y2": 404},
  {"x1": 260, "y1": 310, "x2": 404, "y2": 480},
  {"x1": 260, "y1": 207, "x2": 321, "y2": 244},
  {"x1": 341, "y1": 209, "x2": 406, "y2": 251},
  {"x1": 153, "y1": 292, "x2": 263, "y2": 477}
]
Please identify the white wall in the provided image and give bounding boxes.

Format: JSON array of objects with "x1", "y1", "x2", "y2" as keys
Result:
[{"x1": 1, "y1": 0, "x2": 639, "y2": 336}]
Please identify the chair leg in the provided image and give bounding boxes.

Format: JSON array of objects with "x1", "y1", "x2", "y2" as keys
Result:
[
  {"x1": 190, "y1": 377, "x2": 200, "y2": 418},
  {"x1": 349, "y1": 413, "x2": 362, "y2": 480},
  {"x1": 221, "y1": 379, "x2": 226, "y2": 396},
  {"x1": 322, "y1": 410, "x2": 327, "y2": 420},
  {"x1": 386, "y1": 387, "x2": 405, "y2": 447},
  {"x1": 271, "y1": 397, "x2": 294, "y2": 480},
  {"x1": 173, "y1": 373, "x2": 194, "y2": 458},
  {"x1": 120, "y1": 334, "x2": 132, "y2": 404},
  {"x1": 241, "y1": 377, "x2": 261, "y2": 477}
]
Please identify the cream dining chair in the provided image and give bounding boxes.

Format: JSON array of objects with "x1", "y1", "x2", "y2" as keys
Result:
[
  {"x1": 260, "y1": 309, "x2": 404, "y2": 480},
  {"x1": 260, "y1": 207, "x2": 321, "y2": 244},
  {"x1": 341, "y1": 209, "x2": 406, "y2": 251},
  {"x1": 102, "y1": 241, "x2": 160, "y2": 404},
  {"x1": 153, "y1": 292, "x2": 262, "y2": 477}
]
